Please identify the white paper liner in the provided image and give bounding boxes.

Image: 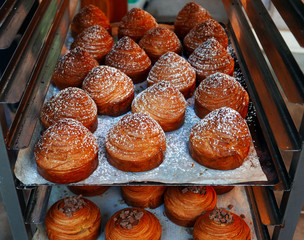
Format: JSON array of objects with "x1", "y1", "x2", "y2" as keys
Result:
[{"x1": 32, "y1": 186, "x2": 257, "y2": 240}]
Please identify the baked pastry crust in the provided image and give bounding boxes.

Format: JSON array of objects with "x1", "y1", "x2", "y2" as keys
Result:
[
  {"x1": 40, "y1": 87, "x2": 98, "y2": 132},
  {"x1": 174, "y1": 1, "x2": 211, "y2": 39},
  {"x1": 184, "y1": 18, "x2": 228, "y2": 56},
  {"x1": 82, "y1": 66, "x2": 135, "y2": 116},
  {"x1": 121, "y1": 186, "x2": 167, "y2": 209},
  {"x1": 71, "y1": 4, "x2": 111, "y2": 38},
  {"x1": 188, "y1": 38, "x2": 234, "y2": 82},
  {"x1": 105, "y1": 208, "x2": 161, "y2": 240},
  {"x1": 34, "y1": 118, "x2": 98, "y2": 183},
  {"x1": 164, "y1": 186, "x2": 217, "y2": 227},
  {"x1": 68, "y1": 185, "x2": 109, "y2": 197},
  {"x1": 70, "y1": 25, "x2": 114, "y2": 63},
  {"x1": 105, "y1": 113, "x2": 166, "y2": 172},
  {"x1": 52, "y1": 47, "x2": 99, "y2": 90},
  {"x1": 212, "y1": 186, "x2": 235, "y2": 195},
  {"x1": 105, "y1": 36, "x2": 151, "y2": 83},
  {"x1": 194, "y1": 72, "x2": 249, "y2": 119},
  {"x1": 147, "y1": 51, "x2": 196, "y2": 99},
  {"x1": 189, "y1": 107, "x2": 251, "y2": 170},
  {"x1": 193, "y1": 208, "x2": 251, "y2": 240},
  {"x1": 118, "y1": 8, "x2": 158, "y2": 42},
  {"x1": 132, "y1": 81, "x2": 187, "y2": 132},
  {"x1": 46, "y1": 196, "x2": 101, "y2": 240},
  {"x1": 139, "y1": 27, "x2": 182, "y2": 63}
]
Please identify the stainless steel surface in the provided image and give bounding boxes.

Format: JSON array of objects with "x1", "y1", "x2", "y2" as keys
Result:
[
  {"x1": 0, "y1": 0, "x2": 61, "y2": 103},
  {"x1": 240, "y1": 0, "x2": 304, "y2": 104},
  {"x1": 0, "y1": 0, "x2": 36, "y2": 49},
  {"x1": 6, "y1": 0, "x2": 70, "y2": 149}
]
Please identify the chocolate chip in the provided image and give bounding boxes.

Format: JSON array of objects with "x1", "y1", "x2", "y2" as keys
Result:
[
  {"x1": 117, "y1": 209, "x2": 144, "y2": 229},
  {"x1": 209, "y1": 208, "x2": 234, "y2": 224},
  {"x1": 240, "y1": 214, "x2": 246, "y2": 219},
  {"x1": 58, "y1": 195, "x2": 87, "y2": 218},
  {"x1": 181, "y1": 186, "x2": 206, "y2": 195},
  {"x1": 228, "y1": 204, "x2": 233, "y2": 210}
]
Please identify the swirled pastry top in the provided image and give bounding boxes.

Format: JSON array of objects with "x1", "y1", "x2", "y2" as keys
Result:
[
  {"x1": 71, "y1": 4, "x2": 110, "y2": 38},
  {"x1": 132, "y1": 81, "x2": 187, "y2": 131},
  {"x1": 82, "y1": 66, "x2": 134, "y2": 116},
  {"x1": 118, "y1": 7, "x2": 158, "y2": 42},
  {"x1": 52, "y1": 47, "x2": 99, "y2": 90},
  {"x1": 139, "y1": 27, "x2": 181, "y2": 62},
  {"x1": 193, "y1": 208, "x2": 251, "y2": 240},
  {"x1": 174, "y1": 1, "x2": 211, "y2": 39},
  {"x1": 105, "y1": 113, "x2": 166, "y2": 162},
  {"x1": 195, "y1": 72, "x2": 249, "y2": 118},
  {"x1": 147, "y1": 52, "x2": 196, "y2": 98},
  {"x1": 70, "y1": 25, "x2": 113, "y2": 63},
  {"x1": 105, "y1": 36, "x2": 151, "y2": 75},
  {"x1": 40, "y1": 87, "x2": 97, "y2": 132},
  {"x1": 188, "y1": 38, "x2": 234, "y2": 80},
  {"x1": 184, "y1": 18, "x2": 228, "y2": 56}
]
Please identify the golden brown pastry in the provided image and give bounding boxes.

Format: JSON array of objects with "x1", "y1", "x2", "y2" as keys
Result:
[
  {"x1": 52, "y1": 47, "x2": 99, "y2": 90},
  {"x1": 118, "y1": 8, "x2": 158, "y2": 42},
  {"x1": 46, "y1": 195, "x2": 101, "y2": 240},
  {"x1": 34, "y1": 118, "x2": 98, "y2": 183},
  {"x1": 105, "y1": 36, "x2": 151, "y2": 83},
  {"x1": 105, "y1": 208, "x2": 161, "y2": 240},
  {"x1": 71, "y1": 4, "x2": 111, "y2": 38},
  {"x1": 82, "y1": 66, "x2": 135, "y2": 116},
  {"x1": 213, "y1": 186, "x2": 235, "y2": 195},
  {"x1": 174, "y1": 1, "x2": 212, "y2": 39},
  {"x1": 139, "y1": 27, "x2": 182, "y2": 63},
  {"x1": 68, "y1": 186, "x2": 109, "y2": 197},
  {"x1": 188, "y1": 38, "x2": 235, "y2": 82},
  {"x1": 189, "y1": 107, "x2": 251, "y2": 170},
  {"x1": 121, "y1": 186, "x2": 167, "y2": 209},
  {"x1": 164, "y1": 186, "x2": 217, "y2": 227},
  {"x1": 70, "y1": 25, "x2": 114, "y2": 63},
  {"x1": 132, "y1": 81, "x2": 187, "y2": 132},
  {"x1": 40, "y1": 87, "x2": 98, "y2": 132},
  {"x1": 194, "y1": 72, "x2": 249, "y2": 119},
  {"x1": 193, "y1": 208, "x2": 251, "y2": 240},
  {"x1": 105, "y1": 113, "x2": 166, "y2": 172},
  {"x1": 184, "y1": 18, "x2": 228, "y2": 56},
  {"x1": 147, "y1": 51, "x2": 196, "y2": 99}
]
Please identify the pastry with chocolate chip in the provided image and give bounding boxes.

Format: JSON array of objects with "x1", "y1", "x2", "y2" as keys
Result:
[
  {"x1": 164, "y1": 186, "x2": 217, "y2": 227},
  {"x1": 193, "y1": 208, "x2": 251, "y2": 239},
  {"x1": 45, "y1": 195, "x2": 101, "y2": 240},
  {"x1": 105, "y1": 208, "x2": 161, "y2": 240}
]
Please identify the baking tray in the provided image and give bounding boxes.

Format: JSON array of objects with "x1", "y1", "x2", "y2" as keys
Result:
[
  {"x1": 14, "y1": 24, "x2": 279, "y2": 186},
  {"x1": 32, "y1": 186, "x2": 257, "y2": 240}
]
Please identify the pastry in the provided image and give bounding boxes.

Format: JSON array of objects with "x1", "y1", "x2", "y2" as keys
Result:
[
  {"x1": 34, "y1": 118, "x2": 98, "y2": 183},
  {"x1": 194, "y1": 72, "x2": 249, "y2": 119},
  {"x1": 105, "y1": 113, "x2": 166, "y2": 172},
  {"x1": 164, "y1": 186, "x2": 217, "y2": 227},
  {"x1": 193, "y1": 208, "x2": 251, "y2": 240},
  {"x1": 139, "y1": 26, "x2": 182, "y2": 63},
  {"x1": 52, "y1": 47, "x2": 99, "y2": 90},
  {"x1": 189, "y1": 107, "x2": 251, "y2": 170},
  {"x1": 45, "y1": 195, "x2": 101, "y2": 240},
  {"x1": 188, "y1": 38, "x2": 235, "y2": 82},
  {"x1": 184, "y1": 18, "x2": 228, "y2": 56},
  {"x1": 213, "y1": 186, "x2": 235, "y2": 195},
  {"x1": 40, "y1": 87, "x2": 98, "y2": 132},
  {"x1": 147, "y1": 51, "x2": 196, "y2": 99},
  {"x1": 68, "y1": 186, "x2": 109, "y2": 197},
  {"x1": 121, "y1": 186, "x2": 167, "y2": 209},
  {"x1": 70, "y1": 25, "x2": 114, "y2": 63},
  {"x1": 105, "y1": 208, "x2": 161, "y2": 240},
  {"x1": 174, "y1": 1, "x2": 211, "y2": 39},
  {"x1": 132, "y1": 81, "x2": 187, "y2": 132},
  {"x1": 71, "y1": 4, "x2": 111, "y2": 38},
  {"x1": 105, "y1": 36, "x2": 151, "y2": 83},
  {"x1": 82, "y1": 66, "x2": 135, "y2": 116},
  {"x1": 118, "y1": 8, "x2": 158, "y2": 42}
]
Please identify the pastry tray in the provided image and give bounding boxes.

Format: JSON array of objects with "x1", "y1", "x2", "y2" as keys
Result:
[
  {"x1": 14, "y1": 25, "x2": 278, "y2": 186},
  {"x1": 32, "y1": 186, "x2": 258, "y2": 240}
]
